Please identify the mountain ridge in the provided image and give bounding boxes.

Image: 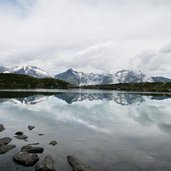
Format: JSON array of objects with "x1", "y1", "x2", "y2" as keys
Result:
[
  {"x1": 0, "y1": 66, "x2": 171, "y2": 85},
  {"x1": 0, "y1": 66, "x2": 53, "y2": 78},
  {"x1": 55, "y1": 69, "x2": 171, "y2": 86}
]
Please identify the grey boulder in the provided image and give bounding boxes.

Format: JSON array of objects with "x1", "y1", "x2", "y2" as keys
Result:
[
  {"x1": 0, "y1": 137, "x2": 15, "y2": 154},
  {"x1": 0, "y1": 144, "x2": 16, "y2": 154},
  {"x1": 21, "y1": 145, "x2": 44, "y2": 153},
  {"x1": 13, "y1": 152, "x2": 39, "y2": 166},
  {"x1": 49, "y1": 141, "x2": 57, "y2": 146},
  {"x1": 67, "y1": 155, "x2": 94, "y2": 171},
  {"x1": 14, "y1": 134, "x2": 28, "y2": 140},
  {"x1": 28, "y1": 126, "x2": 35, "y2": 131},
  {"x1": 15, "y1": 132, "x2": 23, "y2": 136},
  {"x1": 28, "y1": 143, "x2": 40, "y2": 146},
  {"x1": 0, "y1": 137, "x2": 12, "y2": 145},
  {"x1": 35, "y1": 155, "x2": 56, "y2": 171},
  {"x1": 0, "y1": 124, "x2": 5, "y2": 132}
]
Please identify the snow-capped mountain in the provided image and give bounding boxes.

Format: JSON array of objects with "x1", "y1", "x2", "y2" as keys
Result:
[
  {"x1": 0, "y1": 66, "x2": 171, "y2": 85},
  {"x1": 0, "y1": 66, "x2": 53, "y2": 78},
  {"x1": 55, "y1": 69, "x2": 171, "y2": 86},
  {"x1": 12, "y1": 66, "x2": 53, "y2": 78},
  {"x1": 113, "y1": 70, "x2": 152, "y2": 83},
  {"x1": 0, "y1": 66, "x2": 10, "y2": 73},
  {"x1": 55, "y1": 69, "x2": 113, "y2": 86}
]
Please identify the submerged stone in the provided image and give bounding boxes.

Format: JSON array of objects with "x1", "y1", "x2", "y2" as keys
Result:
[
  {"x1": 28, "y1": 143, "x2": 40, "y2": 146},
  {"x1": 49, "y1": 141, "x2": 57, "y2": 146},
  {"x1": 13, "y1": 152, "x2": 39, "y2": 167},
  {"x1": 28, "y1": 126, "x2": 35, "y2": 131},
  {"x1": 21, "y1": 145, "x2": 44, "y2": 153},
  {"x1": 0, "y1": 144, "x2": 16, "y2": 154},
  {"x1": 35, "y1": 155, "x2": 55, "y2": 171},
  {"x1": 67, "y1": 155, "x2": 94, "y2": 171},
  {"x1": 14, "y1": 134, "x2": 28, "y2": 140},
  {"x1": 15, "y1": 132, "x2": 23, "y2": 136},
  {"x1": 0, "y1": 124, "x2": 5, "y2": 132},
  {"x1": 0, "y1": 137, "x2": 12, "y2": 146}
]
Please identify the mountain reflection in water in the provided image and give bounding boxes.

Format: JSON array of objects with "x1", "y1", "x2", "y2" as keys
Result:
[
  {"x1": 0, "y1": 91, "x2": 169, "y2": 105},
  {"x1": 1, "y1": 90, "x2": 171, "y2": 171}
]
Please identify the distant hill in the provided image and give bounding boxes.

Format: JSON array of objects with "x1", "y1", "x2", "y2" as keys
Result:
[
  {"x1": 82, "y1": 82, "x2": 171, "y2": 93},
  {"x1": 0, "y1": 73, "x2": 73, "y2": 89}
]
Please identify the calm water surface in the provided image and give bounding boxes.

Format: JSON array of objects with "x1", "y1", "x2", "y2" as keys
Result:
[{"x1": 0, "y1": 89, "x2": 171, "y2": 171}]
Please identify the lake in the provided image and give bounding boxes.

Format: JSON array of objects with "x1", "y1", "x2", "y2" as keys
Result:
[{"x1": 0, "y1": 89, "x2": 171, "y2": 171}]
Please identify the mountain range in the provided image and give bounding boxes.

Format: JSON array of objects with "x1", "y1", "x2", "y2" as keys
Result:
[
  {"x1": 0, "y1": 66, "x2": 171, "y2": 86},
  {"x1": 0, "y1": 92, "x2": 168, "y2": 106},
  {"x1": 55, "y1": 69, "x2": 171, "y2": 86}
]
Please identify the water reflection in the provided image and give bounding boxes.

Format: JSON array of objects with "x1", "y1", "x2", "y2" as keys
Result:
[
  {"x1": 0, "y1": 90, "x2": 171, "y2": 171},
  {"x1": 0, "y1": 91, "x2": 169, "y2": 105},
  {"x1": 55, "y1": 92, "x2": 146, "y2": 105}
]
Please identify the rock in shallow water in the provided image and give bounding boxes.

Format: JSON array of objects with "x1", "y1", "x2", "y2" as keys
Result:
[
  {"x1": 49, "y1": 141, "x2": 57, "y2": 146},
  {"x1": 0, "y1": 137, "x2": 12, "y2": 146},
  {"x1": 35, "y1": 155, "x2": 55, "y2": 171},
  {"x1": 67, "y1": 155, "x2": 94, "y2": 171},
  {"x1": 21, "y1": 145, "x2": 44, "y2": 153},
  {"x1": 0, "y1": 137, "x2": 16, "y2": 154},
  {"x1": 0, "y1": 124, "x2": 5, "y2": 132},
  {"x1": 14, "y1": 134, "x2": 28, "y2": 140},
  {"x1": 28, "y1": 143, "x2": 40, "y2": 146},
  {"x1": 28, "y1": 126, "x2": 35, "y2": 131},
  {"x1": 0, "y1": 144, "x2": 16, "y2": 154},
  {"x1": 15, "y1": 132, "x2": 23, "y2": 136},
  {"x1": 13, "y1": 152, "x2": 39, "y2": 166}
]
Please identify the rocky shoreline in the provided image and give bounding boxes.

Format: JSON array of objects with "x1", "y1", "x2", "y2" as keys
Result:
[{"x1": 0, "y1": 123, "x2": 94, "y2": 171}]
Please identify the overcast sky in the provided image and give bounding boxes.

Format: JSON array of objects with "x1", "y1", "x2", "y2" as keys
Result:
[{"x1": 0, "y1": 0, "x2": 171, "y2": 76}]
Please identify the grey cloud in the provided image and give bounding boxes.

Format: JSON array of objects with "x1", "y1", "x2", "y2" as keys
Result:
[
  {"x1": 0, "y1": 0, "x2": 171, "y2": 76},
  {"x1": 130, "y1": 45, "x2": 171, "y2": 77},
  {"x1": 160, "y1": 44, "x2": 171, "y2": 54}
]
